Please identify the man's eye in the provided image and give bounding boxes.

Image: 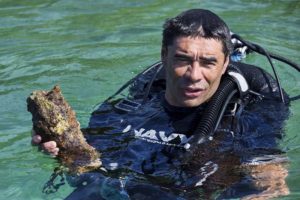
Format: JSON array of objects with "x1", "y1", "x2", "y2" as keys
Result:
[
  {"x1": 174, "y1": 57, "x2": 190, "y2": 64},
  {"x1": 175, "y1": 57, "x2": 188, "y2": 61},
  {"x1": 200, "y1": 60, "x2": 215, "y2": 68}
]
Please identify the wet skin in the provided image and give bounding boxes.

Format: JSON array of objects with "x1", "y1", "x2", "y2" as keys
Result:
[{"x1": 162, "y1": 36, "x2": 229, "y2": 107}]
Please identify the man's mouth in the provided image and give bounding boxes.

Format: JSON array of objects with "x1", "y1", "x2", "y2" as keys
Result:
[{"x1": 183, "y1": 87, "x2": 205, "y2": 98}]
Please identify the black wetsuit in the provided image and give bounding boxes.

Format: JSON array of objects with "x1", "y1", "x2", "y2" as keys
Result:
[{"x1": 65, "y1": 62, "x2": 289, "y2": 200}]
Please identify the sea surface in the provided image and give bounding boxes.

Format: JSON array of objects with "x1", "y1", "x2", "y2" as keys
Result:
[{"x1": 0, "y1": 0, "x2": 299, "y2": 199}]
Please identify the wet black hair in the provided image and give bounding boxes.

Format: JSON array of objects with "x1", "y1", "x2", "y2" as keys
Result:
[{"x1": 162, "y1": 9, "x2": 233, "y2": 57}]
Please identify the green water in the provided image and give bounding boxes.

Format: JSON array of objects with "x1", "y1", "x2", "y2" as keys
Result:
[{"x1": 0, "y1": 0, "x2": 299, "y2": 199}]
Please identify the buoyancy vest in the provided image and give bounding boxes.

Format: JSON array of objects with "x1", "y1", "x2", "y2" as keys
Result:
[
  {"x1": 64, "y1": 61, "x2": 290, "y2": 200},
  {"x1": 85, "y1": 61, "x2": 288, "y2": 182}
]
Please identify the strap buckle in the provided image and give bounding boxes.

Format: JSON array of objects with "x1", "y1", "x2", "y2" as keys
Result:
[{"x1": 115, "y1": 98, "x2": 141, "y2": 112}]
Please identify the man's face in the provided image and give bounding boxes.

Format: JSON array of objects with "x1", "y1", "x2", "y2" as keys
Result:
[{"x1": 162, "y1": 36, "x2": 229, "y2": 107}]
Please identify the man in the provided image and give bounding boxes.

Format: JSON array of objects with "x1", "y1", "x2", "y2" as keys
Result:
[{"x1": 32, "y1": 9, "x2": 289, "y2": 199}]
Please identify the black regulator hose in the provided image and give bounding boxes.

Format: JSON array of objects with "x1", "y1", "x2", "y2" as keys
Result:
[
  {"x1": 231, "y1": 33, "x2": 286, "y2": 103},
  {"x1": 189, "y1": 75, "x2": 238, "y2": 146},
  {"x1": 231, "y1": 33, "x2": 300, "y2": 72}
]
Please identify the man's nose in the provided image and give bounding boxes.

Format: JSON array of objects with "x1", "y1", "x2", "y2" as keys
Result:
[{"x1": 188, "y1": 61, "x2": 203, "y2": 82}]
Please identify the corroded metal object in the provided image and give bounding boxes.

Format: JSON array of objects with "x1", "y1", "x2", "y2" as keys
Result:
[{"x1": 27, "y1": 85, "x2": 101, "y2": 174}]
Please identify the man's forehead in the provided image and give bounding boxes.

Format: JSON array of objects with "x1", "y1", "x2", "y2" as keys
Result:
[
  {"x1": 169, "y1": 36, "x2": 222, "y2": 48},
  {"x1": 167, "y1": 36, "x2": 224, "y2": 54}
]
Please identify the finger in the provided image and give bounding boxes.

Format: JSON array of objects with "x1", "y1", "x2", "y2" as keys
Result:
[
  {"x1": 31, "y1": 135, "x2": 42, "y2": 145},
  {"x1": 41, "y1": 141, "x2": 59, "y2": 157},
  {"x1": 42, "y1": 141, "x2": 57, "y2": 150},
  {"x1": 49, "y1": 148, "x2": 59, "y2": 157},
  {"x1": 46, "y1": 147, "x2": 59, "y2": 157}
]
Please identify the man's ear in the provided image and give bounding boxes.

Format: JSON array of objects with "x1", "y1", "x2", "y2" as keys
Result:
[{"x1": 222, "y1": 56, "x2": 230, "y2": 74}]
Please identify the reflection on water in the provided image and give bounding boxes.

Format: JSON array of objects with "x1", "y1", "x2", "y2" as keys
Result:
[
  {"x1": 241, "y1": 163, "x2": 289, "y2": 200},
  {"x1": 53, "y1": 147, "x2": 290, "y2": 199},
  {"x1": 179, "y1": 139, "x2": 290, "y2": 199}
]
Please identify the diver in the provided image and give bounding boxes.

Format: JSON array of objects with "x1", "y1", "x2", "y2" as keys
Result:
[{"x1": 32, "y1": 9, "x2": 294, "y2": 199}]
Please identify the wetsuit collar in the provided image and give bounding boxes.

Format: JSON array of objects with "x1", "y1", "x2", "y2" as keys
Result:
[{"x1": 162, "y1": 96, "x2": 206, "y2": 113}]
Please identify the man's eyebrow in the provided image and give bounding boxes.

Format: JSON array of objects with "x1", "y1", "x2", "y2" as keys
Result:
[
  {"x1": 174, "y1": 53, "x2": 218, "y2": 63},
  {"x1": 199, "y1": 56, "x2": 217, "y2": 63},
  {"x1": 174, "y1": 53, "x2": 193, "y2": 59}
]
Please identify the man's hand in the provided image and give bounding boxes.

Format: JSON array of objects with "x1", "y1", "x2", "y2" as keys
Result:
[{"x1": 31, "y1": 130, "x2": 59, "y2": 156}]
